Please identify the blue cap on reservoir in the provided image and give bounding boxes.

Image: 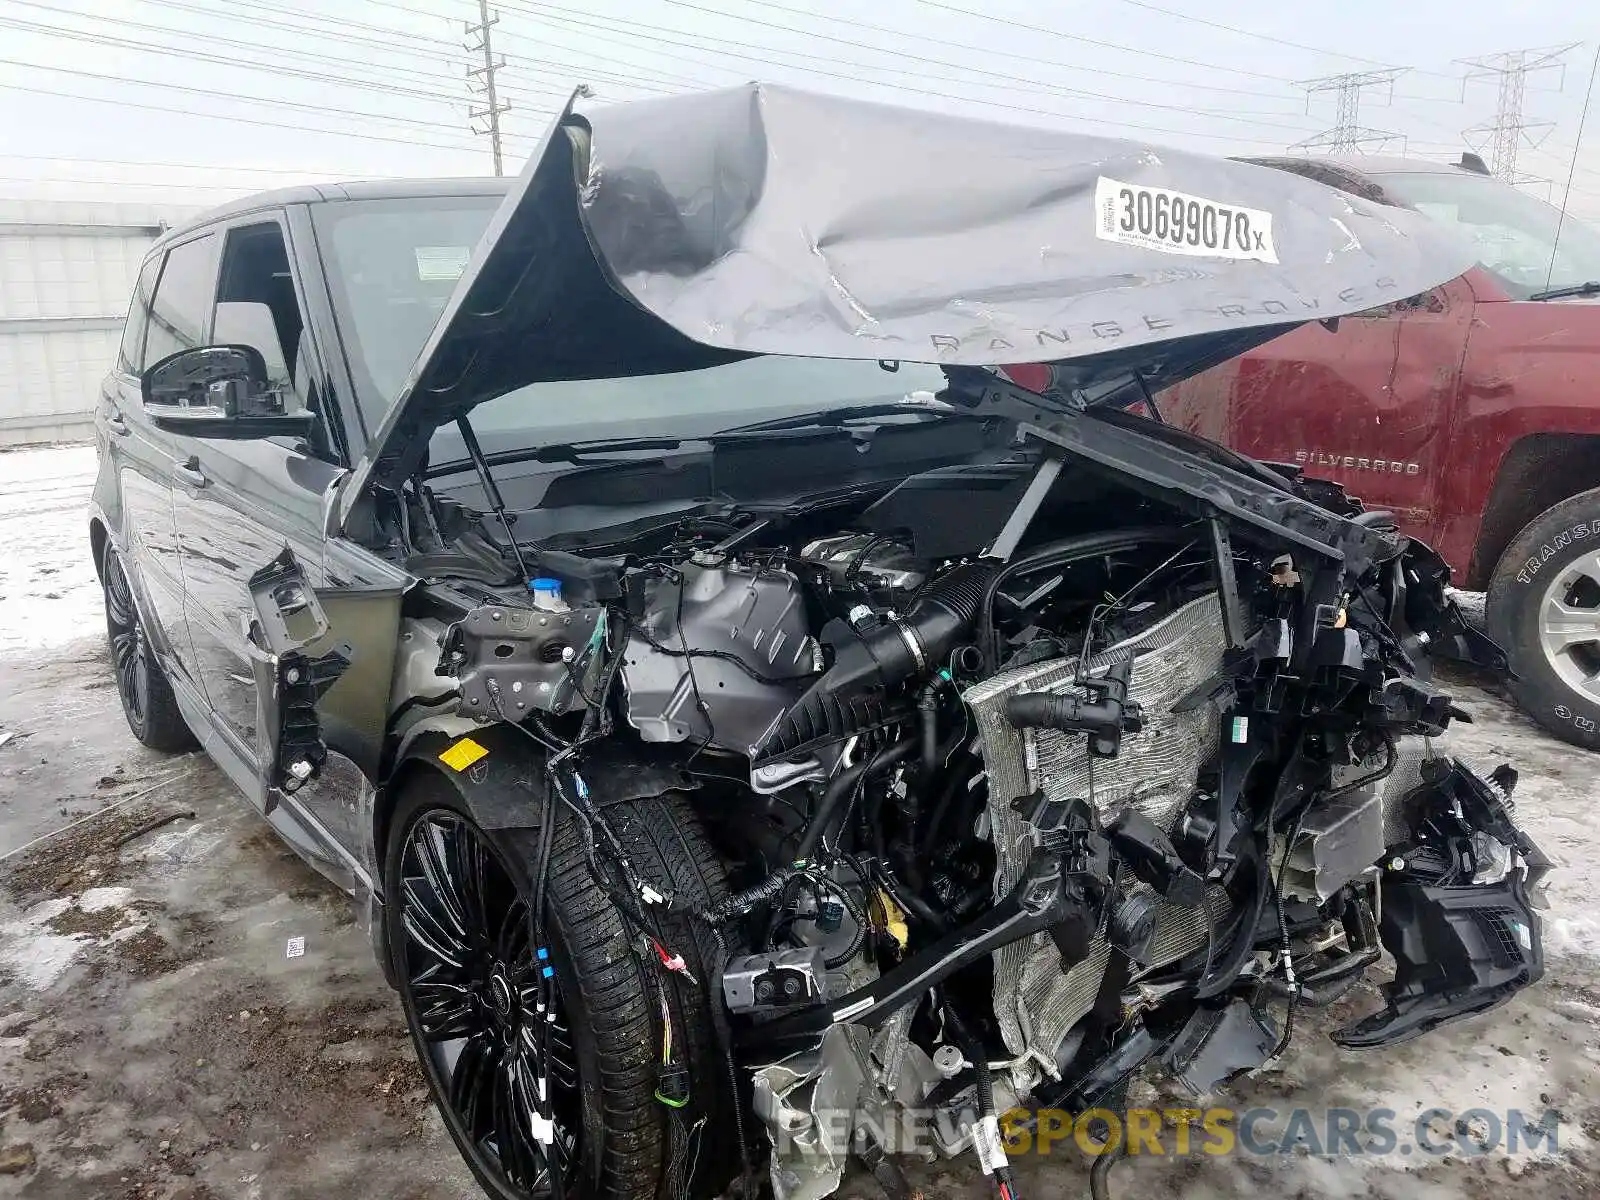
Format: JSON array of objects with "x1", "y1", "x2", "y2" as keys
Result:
[{"x1": 529, "y1": 577, "x2": 563, "y2": 602}]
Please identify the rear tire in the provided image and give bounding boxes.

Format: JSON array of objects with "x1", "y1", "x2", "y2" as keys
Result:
[
  {"x1": 384, "y1": 770, "x2": 733, "y2": 1200},
  {"x1": 102, "y1": 545, "x2": 195, "y2": 753},
  {"x1": 1487, "y1": 487, "x2": 1600, "y2": 749}
]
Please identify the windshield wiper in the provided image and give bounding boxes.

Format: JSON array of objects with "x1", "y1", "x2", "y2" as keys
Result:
[
  {"x1": 426, "y1": 435, "x2": 691, "y2": 479},
  {"x1": 1527, "y1": 280, "x2": 1600, "y2": 301},
  {"x1": 710, "y1": 399, "x2": 959, "y2": 438}
]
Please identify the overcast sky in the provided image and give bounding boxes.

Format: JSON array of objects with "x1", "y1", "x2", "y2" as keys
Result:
[{"x1": 0, "y1": 0, "x2": 1595, "y2": 221}]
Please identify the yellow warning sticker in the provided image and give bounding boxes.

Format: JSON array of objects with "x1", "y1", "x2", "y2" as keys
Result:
[{"x1": 439, "y1": 737, "x2": 489, "y2": 772}]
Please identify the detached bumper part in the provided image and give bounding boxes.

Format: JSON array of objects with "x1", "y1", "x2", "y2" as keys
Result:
[
  {"x1": 1331, "y1": 871, "x2": 1542, "y2": 1048},
  {"x1": 1332, "y1": 758, "x2": 1546, "y2": 1049}
]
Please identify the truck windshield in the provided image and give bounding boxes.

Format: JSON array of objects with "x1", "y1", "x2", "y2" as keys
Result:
[
  {"x1": 313, "y1": 195, "x2": 947, "y2": 444},
  {"x1": 1370, "y1": 170, "x2": 1600, "y2": 299}
]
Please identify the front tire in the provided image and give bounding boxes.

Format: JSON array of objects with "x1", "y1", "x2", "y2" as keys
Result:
[
  {"x1": 384, "y1": 771, "x2": 733, "y2": 1200},
  {"x1": 102, "y1": 545, "x2": 195, "y2": 753},
  {"x1": 1487, "y1": 487, "x2": 1600, "y2": 748}
]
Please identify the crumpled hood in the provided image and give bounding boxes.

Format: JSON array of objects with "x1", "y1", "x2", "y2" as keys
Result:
[{"x1": 355, "y1": 82, "x2": 1476, "y2": 492}]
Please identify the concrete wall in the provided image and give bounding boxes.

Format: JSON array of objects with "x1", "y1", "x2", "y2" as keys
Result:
[{"x1": 0, "y1": 198, "x2": 202, "y2": 447}]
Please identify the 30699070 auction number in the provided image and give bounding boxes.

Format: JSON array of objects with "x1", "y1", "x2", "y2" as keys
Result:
[{"x1": 1093, "y1": 176, "x2": 1278, "y2": 264}]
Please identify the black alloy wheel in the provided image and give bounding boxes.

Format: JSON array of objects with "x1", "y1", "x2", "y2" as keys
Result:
[
  {"x1": 394, "y1": 809, "x2": 580, "y2": 1197},
  {"x1": 101, "y1": 546, "x2": 194, "y2": 752},
  {"x1": 104, "y1": 550, "x2": 150, "y2": 731}
]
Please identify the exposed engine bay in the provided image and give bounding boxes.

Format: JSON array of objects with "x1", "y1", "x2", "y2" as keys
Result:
[{"x1": 413, "y1": 372, "x2": 1549, "y2": 1200}]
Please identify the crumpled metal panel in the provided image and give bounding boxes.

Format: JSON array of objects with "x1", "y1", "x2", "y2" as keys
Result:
[
  {"x1": 356, "y1": 82, "x2": 1479, "y2": 490},
  {"x1": 752, "y1": 1024, "x2": 873, "y2": 1200},
  {"x1": 964, "y1": 593, "x2": 1227, "y2": 1085}
]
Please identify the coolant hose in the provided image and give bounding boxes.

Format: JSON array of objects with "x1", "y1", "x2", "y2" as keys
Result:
[
  {"x1": 919, "y1": 680, "x2": 942, "y2": 782},
  {"x1": 795, "y1": 738, "x2": 917, "y2": 862}
]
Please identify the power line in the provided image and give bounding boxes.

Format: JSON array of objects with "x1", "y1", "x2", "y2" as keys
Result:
[
  {"x1": 156, "y1": 0, "x2": 465, "y2": 52},
  {"x1": 10, "y1": 0, "x2": 592, "y2": 131},
  {"x1": 1292, "y1": 68, "x2": 1411, "y2": 153},
  {"x1": 662, "y1": 0, "x2": 1313, "y2": 108},
  {"x1": 128, "y1": 0, "x2": 663, "y2": 112},
  {"x1": 1458, "y1": 45, "x2": 1580, "y2": 184},
  {"x1": 0, "y1": 79, "x2": 487, "y2": 155},
  {"x1": 0, "y1": 153, "x2": 403, "y2": 179},
  {"x1": 1102, "y1": 0, "x2": 1461, "y2": 81},
  {"x1": 488, "y1": 0, "x2": 1320, "y2": 141},
  {"x1": 913, "y1": 0, "x2": 1298, "y2": 84},
  {"x1": 145, "y1": 0, "x2": 470, "y2": 65},
  {"x1": 0, "y1": 15, "x2": 478, "y2": 108},
  {"x1": 491, "y1": 0, "x2": 1310, "y2": 104},
  {"x1": 16, "y1": 0, "x2": 472, "y2": 92},
  {"x1": 0, "y1": 57, "x2": 480, "y2": 135}
]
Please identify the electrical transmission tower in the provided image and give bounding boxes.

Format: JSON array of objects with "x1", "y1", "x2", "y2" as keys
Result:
[
  {"x1": 465, "y1": 0, "x2": 511, "y2": 176},
  {"x1": 1458, "y1": 45, "x2": 1580, "y2": 184},
  {"x1": 1292, "y1": 68, "x2": 1410, "y2": 154}
]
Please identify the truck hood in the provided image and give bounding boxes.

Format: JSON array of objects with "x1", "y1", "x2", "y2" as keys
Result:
[{"x1": 352, "y1": 83, "x2": 1475, "y2": 495}]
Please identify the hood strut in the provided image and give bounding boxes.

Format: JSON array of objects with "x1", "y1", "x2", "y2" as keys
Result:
[{"x1": 457, "y1": 413, "x2": 532, "y2": 584}]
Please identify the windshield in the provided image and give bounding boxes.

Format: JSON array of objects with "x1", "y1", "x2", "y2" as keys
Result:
[
  {"x1": 1371, "y1": 170, "x2": 1600, "y2": 298},
  {"x1": 313, "y1": 195, "x2": 950, "y2": 447},
  {"x1": 314, "y1": 193, "x2": 503, "y2": 432}
]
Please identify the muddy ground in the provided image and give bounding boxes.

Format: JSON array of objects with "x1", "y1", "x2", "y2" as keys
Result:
[{"x1": 0, "y1": 448, "x2": 1596, "y2": 1200}]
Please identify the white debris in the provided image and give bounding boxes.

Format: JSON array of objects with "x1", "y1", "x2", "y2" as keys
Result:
[
  {"x1": 78, "y1": 886, "x2": 134, "y2": 913},
  {"x1": 0, "y1": 899, "x2": 82, "y2": 990}
]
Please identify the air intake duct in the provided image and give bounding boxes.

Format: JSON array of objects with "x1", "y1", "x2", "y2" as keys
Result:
[{"x1": 757, "y1": 562, "x2": 997, "y2": 758}]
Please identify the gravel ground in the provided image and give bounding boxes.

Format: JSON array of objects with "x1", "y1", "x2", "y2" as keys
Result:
[{"x1": 0, "y1": 445, "x2": 1596, "y2": 1200}]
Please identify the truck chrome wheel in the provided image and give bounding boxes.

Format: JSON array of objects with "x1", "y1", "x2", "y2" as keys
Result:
[
  {"x1": 1539, "y1": 562, "x2": 1600, "y2": 696},
  {"x1": 395, "y1": 809, "x2": 579, "y2": 1198}
]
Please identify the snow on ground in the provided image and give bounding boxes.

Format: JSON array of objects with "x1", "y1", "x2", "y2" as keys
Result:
[{"x1": 0, "y1": 443, "x2": 102, "y2": 654}]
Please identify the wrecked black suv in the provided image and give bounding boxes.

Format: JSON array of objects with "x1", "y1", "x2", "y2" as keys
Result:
[{"x1": 92, "y1": 84, "x2": 1549, "y2": 1200}]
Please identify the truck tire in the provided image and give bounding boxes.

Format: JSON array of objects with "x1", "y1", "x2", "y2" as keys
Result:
[
  {"x1": 384, "y1": 769, "x2": 734, "y2": 1200},
  {"x1": 1487, "y1": 486, "x2": 1600, "y2": 749}
]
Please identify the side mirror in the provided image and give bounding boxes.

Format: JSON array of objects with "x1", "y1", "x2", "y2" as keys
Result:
[{"x1": 141, "y1": 345, "x2": 316, "y2": 440}]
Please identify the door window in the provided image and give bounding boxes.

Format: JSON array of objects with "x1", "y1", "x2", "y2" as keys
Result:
[
  {"x1": 117, "y1": 256, "x2": 161, "y2": 376},
  {"x1": 143, "y1": 233, "x2": 219, "y2": 367},
  {"x1": 214, "y1": 223, "x2": 307, "y2": 391}
]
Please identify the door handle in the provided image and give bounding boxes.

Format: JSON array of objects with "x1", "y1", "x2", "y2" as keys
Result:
[
  {"x1": 173, "y1": 459, "x2": 208, "y2": 489},
  {"x1": 106, "y1": 412, "x2": 129, "y2": 436}
]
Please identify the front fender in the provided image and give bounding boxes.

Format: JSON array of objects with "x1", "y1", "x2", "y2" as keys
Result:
[{"x1": 387, "y1": 722, "x2": 699, "y2": 835}]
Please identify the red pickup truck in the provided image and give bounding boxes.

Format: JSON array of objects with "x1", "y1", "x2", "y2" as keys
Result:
[{"x1": 1161, "y1": 153, "x2": 1600, "y2": 747}]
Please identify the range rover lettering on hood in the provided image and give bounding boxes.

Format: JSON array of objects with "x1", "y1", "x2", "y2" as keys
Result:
[{"x1": 349, "y1": 82, "x2": 1475, "y2": 502}]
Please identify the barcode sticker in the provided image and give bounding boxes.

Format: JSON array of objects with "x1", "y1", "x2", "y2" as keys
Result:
[
  {"x1": 1095, "y1": 177, "x2": 1278, "y2": 263},
  {"x1": 973, "y1": 1114, "x2": 1009, "y2": 1175}
]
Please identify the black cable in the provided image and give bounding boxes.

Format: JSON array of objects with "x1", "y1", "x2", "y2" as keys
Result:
[
  {"x1": 705, "y1": 925, "x2": 756, "y2": 1200},
  {"x1": 628, "y1": 613, "x2": 816, "y2": 684},
  {"x1": 843, "y1": 534, "x2": 890, "y2": 589},
  {"x1": 977, "y1": 528, "x2": 1189, "y2": 671},
  {"x1": 1266, "y1": 804, "x2": 1307, "y2": 1059},
  {"x1": 1088, "y1": 1141, "x2": 1126, "y2": 1200},
  {"x1": 943, "y1": 1001, "x2": 1019, "y2": 1200},
  {"x1": 671, "y1": 573, "x2": 716, "y2": 768},
  {"x1": 1322, "y1": 733, "x2": 1398, "y2": 799}
]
